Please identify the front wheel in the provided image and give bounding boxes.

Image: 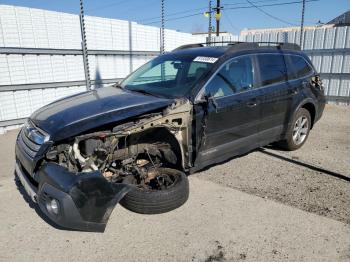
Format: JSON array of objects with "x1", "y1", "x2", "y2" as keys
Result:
[
  {"x1": 278, "y1": 108, "x2": 311, "y2": 151},
  {"x1": 120, "y1": 168, "x2": 189, "y2": 214}
]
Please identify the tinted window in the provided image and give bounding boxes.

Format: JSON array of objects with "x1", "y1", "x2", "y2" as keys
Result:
[
  {"x1": 121, "y1": 54, "x2": 215, "y2": 98},
  {"x1": 257, "y1": 54, "x2": 287, "y2": 86},
  {"x1": 206, "y1": 75, "x2": 234, "y2": 98},
  {"x1": 188, "y1": 62, "x2": 210, "y2": 79},
  {"x1": 133, "y1": 60, "x2": 178, "y2": 84},
  {"x1": 205, "y1": 56, "x2": 254, "y2": 98},
  {"x1": 287, "y1": 55, "x2": 313, "y2": 79}
]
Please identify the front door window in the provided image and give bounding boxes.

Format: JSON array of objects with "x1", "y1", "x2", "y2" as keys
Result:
[{"x1": 205, "y1": 56, "x2": 255, "y2": 98}]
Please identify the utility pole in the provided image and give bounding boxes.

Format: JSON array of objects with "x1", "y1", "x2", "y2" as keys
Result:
[
  {"x1": 208, "y1": 0, "x2": 212, "y2": 44},
  {"x1": 300, "y1": 0, "x2": 306, "y2": 48},
  {"x1": 215, "y1": 0, "x2": 221, "y2": 37},
  {"x1": 79, "y1": 0, "x2": 91, "y2": 91}
]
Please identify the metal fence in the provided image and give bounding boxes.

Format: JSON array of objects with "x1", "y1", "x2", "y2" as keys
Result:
[
  {"x1": 0, "y1": 5, "x2": 206, "y2": 132},
  {"x1": 1, "y1": 5, "x2": 348, "y2": 133},
  {"x1": 210, "y1": 25, "x2": 350, "y2": 105}
]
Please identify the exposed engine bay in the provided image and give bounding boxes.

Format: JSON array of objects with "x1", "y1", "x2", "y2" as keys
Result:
[{"x1": 44, "y1": 100, "x2": 192, "y2": 191}]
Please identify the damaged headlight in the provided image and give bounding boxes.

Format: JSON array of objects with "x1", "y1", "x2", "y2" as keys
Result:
[{"x1": 23, "y1": 119, "x2": 50, "y2": 144}]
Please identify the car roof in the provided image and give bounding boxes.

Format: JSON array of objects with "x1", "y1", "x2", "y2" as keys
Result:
[{"x1": 170, "y1": 42, "x2": 303, "y2": 60}]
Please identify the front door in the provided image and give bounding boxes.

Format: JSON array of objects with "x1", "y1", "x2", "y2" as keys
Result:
[{"x1": 194, "y1": 55, "x2": 261, "y2": 167}]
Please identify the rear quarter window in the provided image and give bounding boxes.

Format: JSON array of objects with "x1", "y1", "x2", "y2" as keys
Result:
[
  {"x1": 286, "y1": 55, "x2": 313, "y2": 80},
  {"x1": 256, "y1": 54, "x2": 287, "y2": 87}
]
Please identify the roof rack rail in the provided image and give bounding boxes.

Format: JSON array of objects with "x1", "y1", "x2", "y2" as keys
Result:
[
  {"x1": 173, "y1": 43, "x2": 204, "y2": 51},
  {"x1": 173, "y1": 41, "x2": 300, "y2": 52},
  {"x1": 246, "y1": 41, "x2": 300, "y2": 50}
]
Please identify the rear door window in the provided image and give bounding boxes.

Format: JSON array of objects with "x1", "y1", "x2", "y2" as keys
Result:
[
  {"x1": 256, "y1": 54, "x2": 287, "y2": 87},
  {"x1": 286, "y1": 55, "x2": 313, "y2": 80}
]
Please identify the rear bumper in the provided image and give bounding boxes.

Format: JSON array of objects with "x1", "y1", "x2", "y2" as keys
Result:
[
  {"x1": 314, "y1": 97, "x2": 325, "y2": 124},
  {"x1": 15, "y1": 161, "x2": 132, "y2": 232}
]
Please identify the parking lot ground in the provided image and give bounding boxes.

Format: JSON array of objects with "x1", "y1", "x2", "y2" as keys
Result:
[
  {"x1": 0, "y1": 104, "x2": 349, "y2": 262},
  {"x1": 195, "y1": 104, "x2": 350, "y2": 225},
  {"x1": 1, "y1": 169, "x2": 350, "y2": 262}
]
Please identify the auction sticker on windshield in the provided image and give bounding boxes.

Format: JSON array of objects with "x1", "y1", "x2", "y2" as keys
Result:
[{"x1": 193, "y1": 56, "x2": 218, "y2": 63}]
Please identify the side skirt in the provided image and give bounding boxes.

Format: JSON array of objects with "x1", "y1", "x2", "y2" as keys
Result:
[{"x1": 190, "y1": 125, "x2": 284, "y2": 173}]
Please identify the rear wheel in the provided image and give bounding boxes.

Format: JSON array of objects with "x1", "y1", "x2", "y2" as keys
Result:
[
  {"x1": 278, "y1": 108, "x2": 311, "y2": 151},
  {"x1": 120, "y1": 168, "x2": 189, "y2": 214}
]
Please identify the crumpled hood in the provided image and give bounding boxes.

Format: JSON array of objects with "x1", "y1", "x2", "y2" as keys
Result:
[{"x1": 30, "y1": 86, "x2": 174, "y2": 141}]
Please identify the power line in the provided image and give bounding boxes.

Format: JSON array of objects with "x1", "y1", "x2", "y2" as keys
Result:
[
  {"x1": 224, "y1": 0, "x2": 318, "y2": 11},
  {"x1": 222, "y1": 10, "x2": 240, "y2": 32},
  {"x1": 144, "y1": 12, "x2": 204, "y2": 25},
  {"x1": 139, "y1": 0, "x2": 279, "y2": 23},
  {"x1": 139, "y1": 6, "x2": 208, "y2": 23},
  {"x1": 143, "y1": 0, "x2": 319, "y2": 25},
  {"x1": 245, "y1": 0, "x2": 296, "y2": 26},
  {"x1": 224, "y1": 0, "x2": 281, "y2": 6}
]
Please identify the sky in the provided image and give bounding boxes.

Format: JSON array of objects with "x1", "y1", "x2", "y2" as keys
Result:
[{"x1": 0, "y1": 0, "x2": 349, "y2": 34}]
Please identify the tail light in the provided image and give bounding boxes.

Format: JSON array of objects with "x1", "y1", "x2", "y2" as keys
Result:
[{"x1": 311, "y1": 75, "x2": 323, "y2": 91}]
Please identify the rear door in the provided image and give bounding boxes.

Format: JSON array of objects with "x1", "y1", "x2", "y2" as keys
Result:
[
  {"x1": 194, "y1": 55, "x2": 261, "y2": 166},
  {"x1": 255, "y1": 53, "x2": 296, "y2": 145},
  {"x1": 285, "y1": 54, "x2": 315, "y2": 98},
  {"x1": 284, "y1": 53, "x2": 316, "y2": 120}
]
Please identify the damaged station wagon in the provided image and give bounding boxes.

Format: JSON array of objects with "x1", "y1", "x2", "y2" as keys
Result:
[{"x1": 15, "y1": 42, "x2": 325, "y2": 232}]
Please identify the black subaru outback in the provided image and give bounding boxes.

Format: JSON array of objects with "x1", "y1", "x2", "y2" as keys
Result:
[{"x1": 15, "y1": 42, "x2": 325, "y2": 232}]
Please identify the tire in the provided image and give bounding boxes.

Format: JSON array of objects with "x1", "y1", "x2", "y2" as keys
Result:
[
  {"x1": 120, "y1": 168, "x2": 189, "y2": 214},
  {"x1": 278, "y1": 108, "x2": 311, "y2": 151}
]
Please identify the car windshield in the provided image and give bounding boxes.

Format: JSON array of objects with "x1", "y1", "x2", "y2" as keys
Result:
[{"x1": 121, "y1": 54, "x2": 216, "y2": 98}]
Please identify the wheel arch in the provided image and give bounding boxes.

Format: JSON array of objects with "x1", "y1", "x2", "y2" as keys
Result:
[
  {"x1": 127, "y1": 127, "x2": 185, "y2": 171},
  {"x1": 293, "y1": 99, "x2": 317, "y2": 129},
  {"x1": 300, "y1": 101, "x2": 316, "y2": 128}
]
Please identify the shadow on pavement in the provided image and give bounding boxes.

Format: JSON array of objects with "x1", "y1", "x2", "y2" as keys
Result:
[
  {"x1": 195, "y1": 147, "x2": 350, "y2": 225},
  {"x1": 259, "y1": 148, "x2": 350, "y2": 182},
  {"x1": 14, "y1": 173, "x2": 77, "y2": 231}
]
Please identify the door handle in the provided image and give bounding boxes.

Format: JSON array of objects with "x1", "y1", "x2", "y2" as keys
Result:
[
  {"x1": 246, "y1": 101, "x2": 258, "y2": 107},
  {"x1": 289, "y1": 89, "x2": 298, "y2": 95}
]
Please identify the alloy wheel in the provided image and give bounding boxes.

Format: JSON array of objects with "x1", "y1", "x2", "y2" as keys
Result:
[{"x1": 292, "y1": 116, "x2": 309, "y2": 145}]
